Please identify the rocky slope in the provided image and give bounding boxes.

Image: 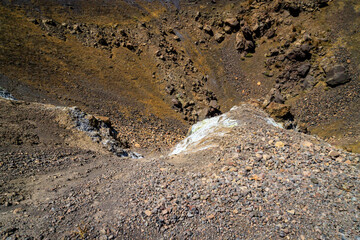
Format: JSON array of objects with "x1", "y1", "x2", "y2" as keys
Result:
[
  {"x1": 0, "y1": 98, "x2": 359, "y2": 239},
  {"x1": 0, "y1": 0, "x2": 359, "y2": 152},
  {"x1": 0, "y1": 97, "x2": 140, "y2": 180},
  {"x1": 1, "y1": 0, "x2": 360, "y2": 239}
]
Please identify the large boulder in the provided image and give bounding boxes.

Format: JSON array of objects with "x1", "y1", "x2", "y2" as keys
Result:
[
  {"x1": 198, "y1": 106, "x2": 221, "y2": 121},
  {"x1": 224, "y1": 17, "x2": 239, "y2": 31},
  {"x1": 244, "y1": 40, "x2": 255, "y2": 52},
  {"x1": 235, "y1": 32, "x2": 255, "y2": 52},
  {"x1": 266, "y1": 102, "x2": 291, "y2": 119},
  {"x1": 297, "y1": 63, "x2": 311, "y2": 78},
  {"x1": 286, "y1": 44, "x2": 311, "y2": 61},
  {"x1": 326, "y1": 65, "x2": 350, "y2": 87},
  {"x1": 214, "y1": 32, "x2": 225, "y2": 43},
  {"x1": 224, "y1": 17, "x2": 239, "y2": 27},
  {"x1": 263, "y1": 88, "x2": 285, "y2": 107},
  {"x1": 95, "y1": 116, "x2": 111, "y2": 126},
  {"x1": 235, "y1": 32, "x2": 245, "y2": 50},
  {"x1": 241, "y1": 25, "x2": 253, "y2": 40}
]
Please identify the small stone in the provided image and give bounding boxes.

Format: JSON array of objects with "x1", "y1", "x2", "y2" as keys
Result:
[
  {"x1": 250, "y1": 174, "x2": 263, "y2": 181},
  {"x1": 144, "y1": 210, "x2": 152, "y2": 216},
  {"x1": 13, "y1": 208, "x2": 23, "y2": 214},
  {"x1": 301, "y1": 141, "x2": 313, "y2": 148},
  {"x1": 329, "y1": 150, "x2": 340, "y2": 158},
  {"x1": 287, "y1": 209, "x2": 295, "y2": 215},
  {"x1": 245, "y1": 166, "x2": 253, "y2": 171},
  {"x1": 275, "y1": 141, "x2": 285, "y2": 148},
  {"x1": 310, "y1": 177, "x2": 319, "y2": 184},
  {"x1": 221, "y1": 166, "x2": 229, "y2": 172},
  {"x1": 194, "y1": 11, "x2": 201, "y2": 21},
  {"x1": 344, "y1": 160, "x2": 352, "y2": 165},
  {"x1": 28, "y1": 18, "x2": 38, "y2": 24},
  {"x1": 224, "y1": 25, "x2": 232, "y2": 33},
  {"x1": 99, "y1": 235, "x2": 108, "y2": 240},
  {"x1": 172, "y1": 98, "x2": 182, "y2": 108},
  {"x1": 95, "y1": 116, "x2": 111, "y2": 126},
  {"x1": 192, "y1": 194, "x2": 200, "y2": 200},
  {"x1": 207, "y1": 214, "x2": 215, "y2": 219}
]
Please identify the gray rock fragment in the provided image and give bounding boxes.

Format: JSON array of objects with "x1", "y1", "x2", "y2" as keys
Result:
[{"x1": 326, "y1": 65, "x2": 350, "y2": 87}]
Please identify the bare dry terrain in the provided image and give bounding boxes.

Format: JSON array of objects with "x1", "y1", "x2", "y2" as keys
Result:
[{"x1": 0, "y1": 0, "x2": 359, "y2": 239}]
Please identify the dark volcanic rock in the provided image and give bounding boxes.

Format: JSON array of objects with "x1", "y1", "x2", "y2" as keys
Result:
[
  {"x1": 326, "y1": 65, "x2": 350, "y2": 87},
  {"x1": 98, "y1": 38, "x2": 108, "y2": 46},
  {"x1": 263, "y1": 88, "x2": 285, "y2": 107},
  {"x1": 286, "y1": 45, "x2": 311, "y2": 61},
  {"x1": 198, "y1": 106, "x2": 221, "y2": 120},
  {"x1": 235, "y1": 32, "x2": 255, "y2": 53},
  {"x1": 316, "y1": 0, "x2": 330, "y2": 7},
  {"x1": 298, "y1": 63, "x2": 311, "y2": 78},
  {"x1": 241, "y1": 25, "x2": 253, "y2": 40}
]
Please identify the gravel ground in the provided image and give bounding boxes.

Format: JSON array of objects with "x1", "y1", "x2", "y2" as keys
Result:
[{"x1": 1, "y1": 103, "x2": 358, "y2": 239}]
